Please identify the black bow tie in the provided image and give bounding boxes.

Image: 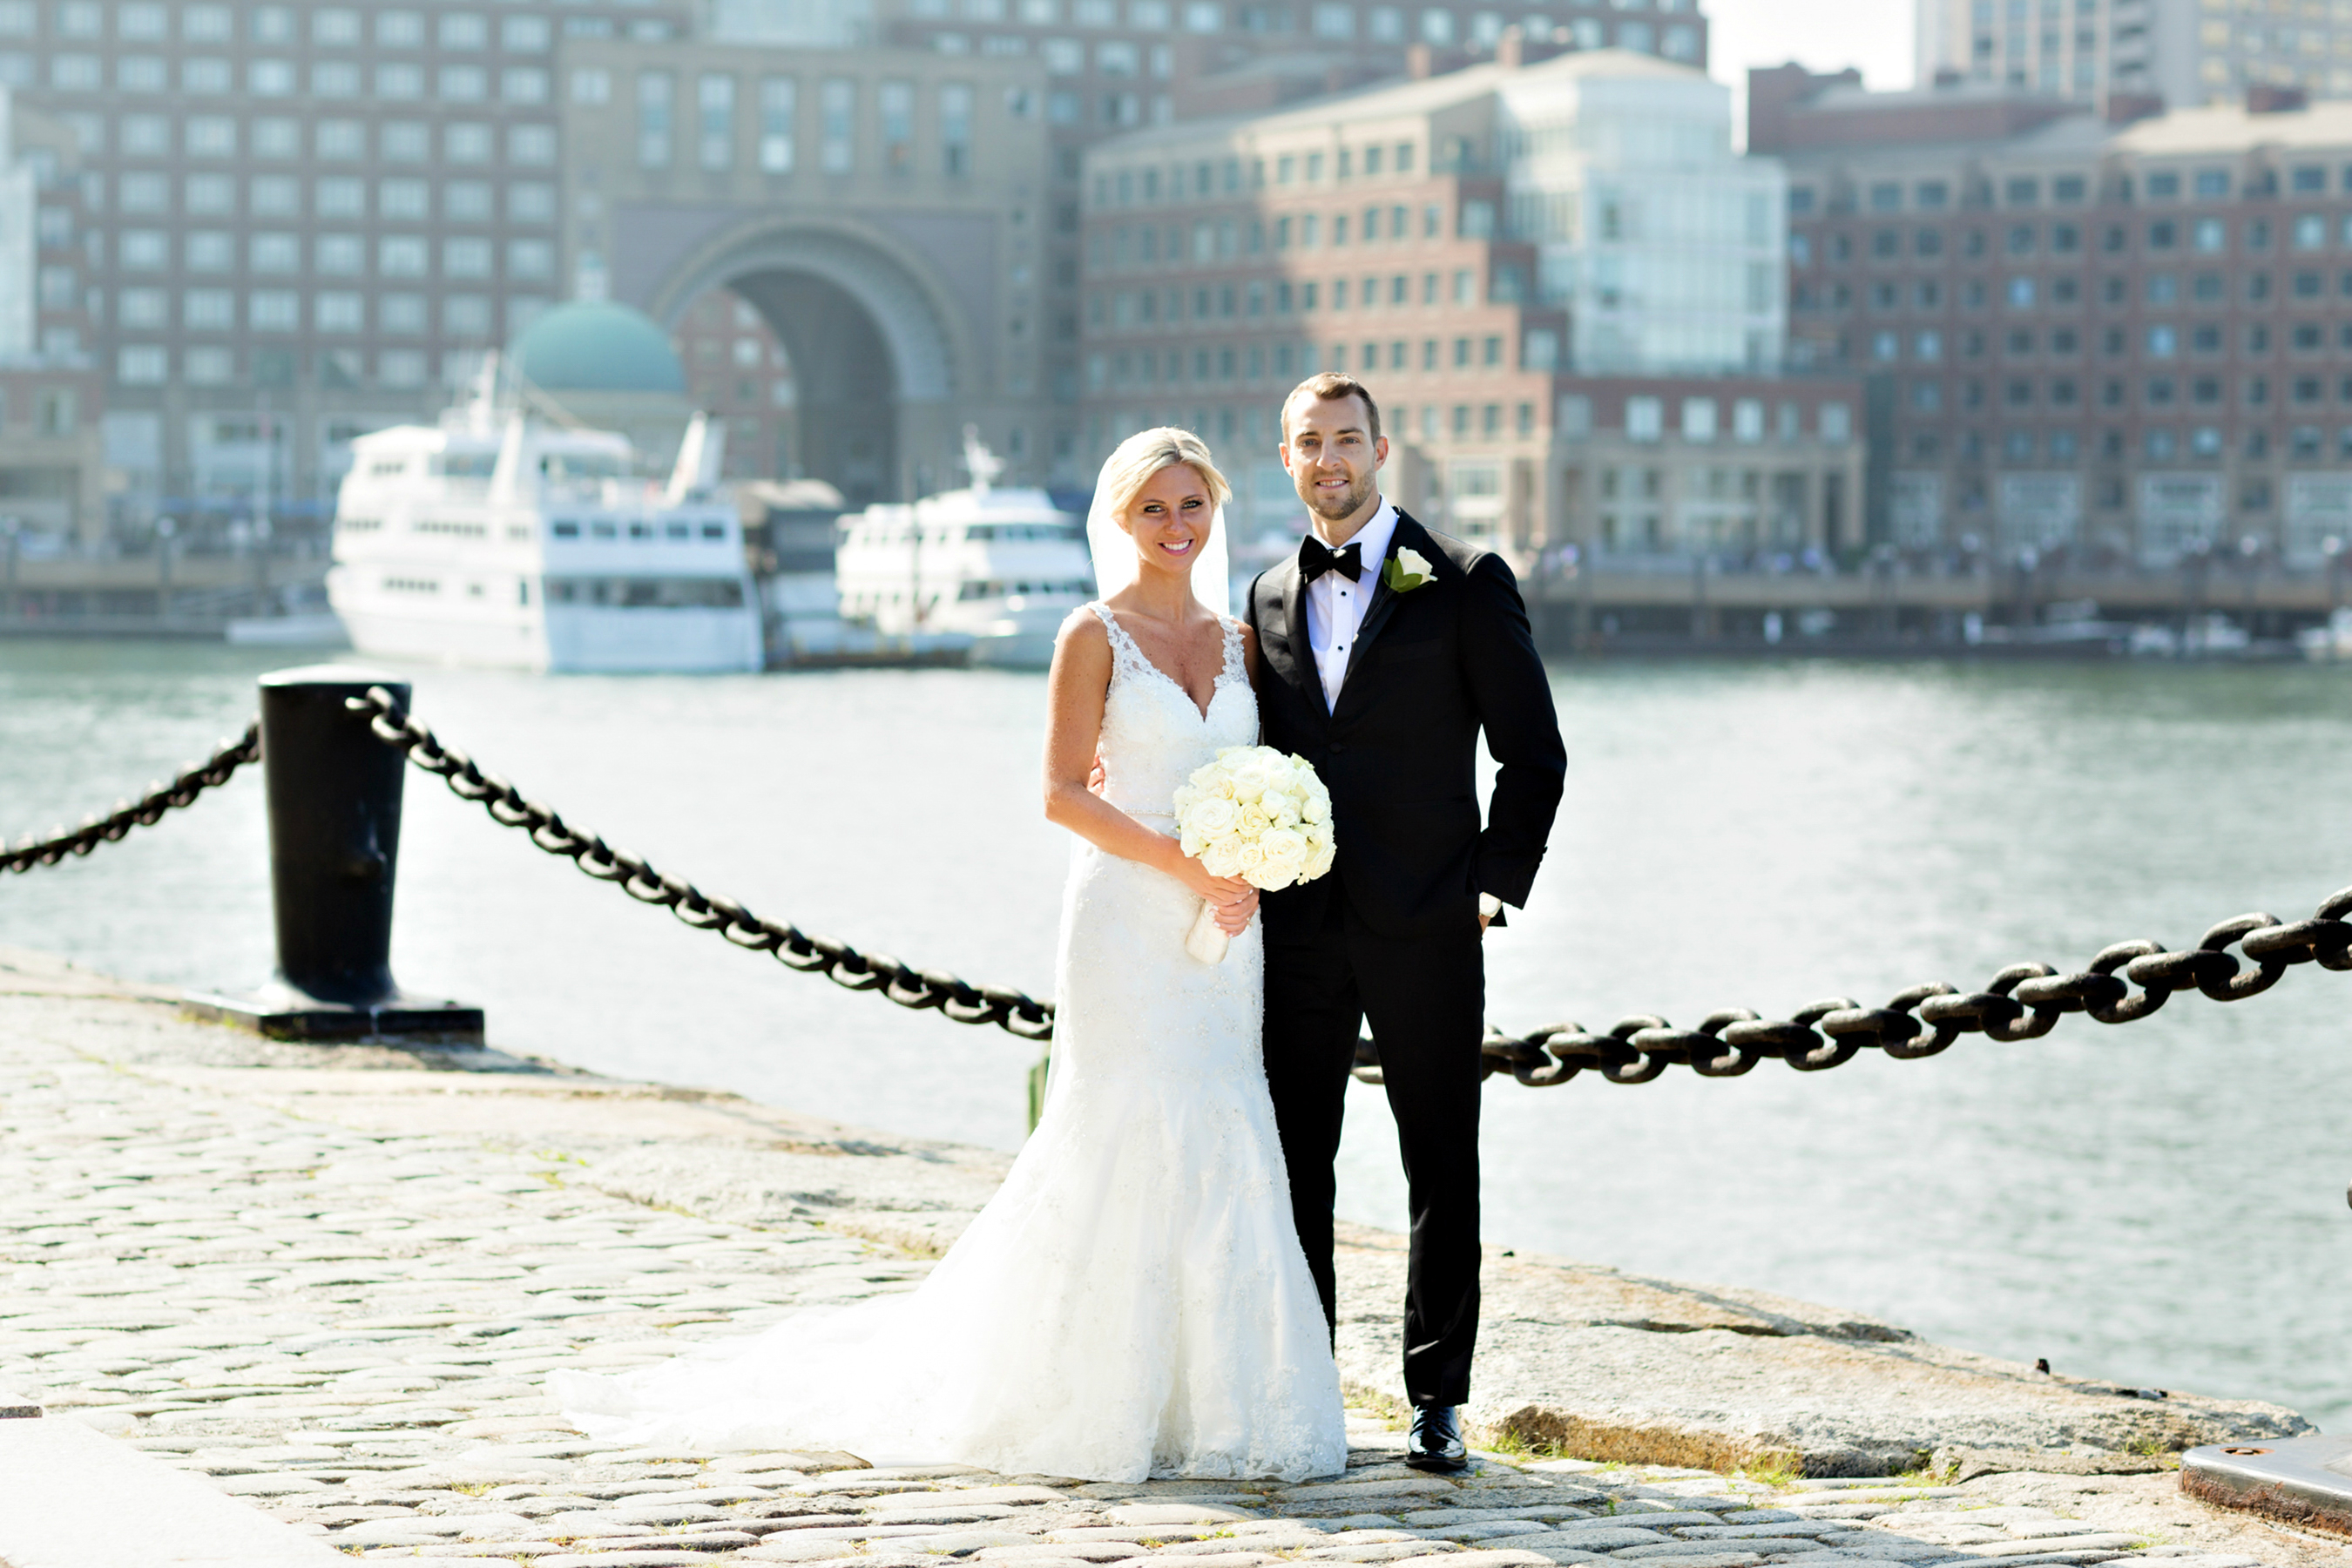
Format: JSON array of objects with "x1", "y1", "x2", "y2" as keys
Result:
[{"x1": 1301, "y1": 537, "x2": 1363, "y2": 585}]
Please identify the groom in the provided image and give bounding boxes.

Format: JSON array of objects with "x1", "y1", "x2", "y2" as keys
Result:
[{"x1": 1247, "y1": 372, "x2": 1565, "y2": 1472}]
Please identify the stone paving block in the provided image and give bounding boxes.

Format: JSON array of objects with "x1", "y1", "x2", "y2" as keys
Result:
[
  {"x1": 1382, "y1": 1552, "x2": 1559, "y2": 1568},
  {"x1": 1107, "y1": 1504, "x2": 1260, "y2": 1525},
  {"x1": 531, "y1": 1555, "x2": 720, "y2": 1567},
  {"x1": 1606, "y1": 1556, "x2": 1765, "y2": 1568},
  {"x1": 904, "y1": 1531, "x2": 1051, "y2": 1554},
  {"x1": 976, "y1": 1546, "x2": 1145, "y2": 1562},
  {"x1": 1306, "y1": 1545, "x2": 1475, "y2": 1565},
  {"x1": 1955, "y1": 1541, "x2": 2149, "y2": 1558},
  {"x1": 1509, "y1": 1529, "x2": 1674, "y2": 1551}
]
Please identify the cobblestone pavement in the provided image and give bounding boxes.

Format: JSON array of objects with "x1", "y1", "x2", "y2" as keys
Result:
[{"x1": 0, "y1": 1011, "x2": 2339, "y2": 1568}]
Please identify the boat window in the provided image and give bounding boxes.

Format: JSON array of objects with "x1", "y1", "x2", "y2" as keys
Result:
[
  {"x1": 701, "y1": 522, "x2": 727, "y2": 539},
  {"x1": 628, "y1": 523, "x2": 651, "y2": 539},
  {"x1": 544, "y1": 576, "x2": 745, "y2": 608},
  {"x1": 382, "y1": 575, "x2": 439, "y2": 593},
  {"x1": 430, "y1": 451, "x2": 497, "y2": 477},
  {"x1": 367, "y1": 457, "x2": 409, "y2": 476},
  {"x1": 538, "y1": 452, "x2": 628, "y2": 480},
  {"x1": 665, "y1": 521, "x2": 690, "y2": 539},
  {"x1": 551, "y1": 521, "x2": 580, "y2": 538},
  {"x1": 590, "y1": 522, "x2": 617, "y2": 539}
]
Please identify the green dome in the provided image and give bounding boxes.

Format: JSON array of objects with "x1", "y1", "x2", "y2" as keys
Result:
[{"x1": 510, "y1": 301, "x2": 686, "y2": 394}]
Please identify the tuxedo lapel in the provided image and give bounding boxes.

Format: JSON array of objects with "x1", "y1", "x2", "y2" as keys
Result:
[
  {"x1": 1338, "y1": 512, "x2": 1428, "y2": 694},
  {"x1": 1270, "y1": 552, "x2": 1328, "y2": 720}
]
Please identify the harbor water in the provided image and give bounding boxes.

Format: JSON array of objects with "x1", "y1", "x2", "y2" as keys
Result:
[{"x1": 3, "y1": 638, "x2": 2347, "y2": 1431}]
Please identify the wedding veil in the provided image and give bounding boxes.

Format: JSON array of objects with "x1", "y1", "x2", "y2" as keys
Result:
[{"x1": 1085, "y1": 433, "x2": 1232, "y2": 618}]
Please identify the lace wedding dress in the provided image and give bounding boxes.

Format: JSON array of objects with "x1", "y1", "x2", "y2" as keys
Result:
[{"x1": 551, "y1": 605, "x2": 1347, "y2": 1483}]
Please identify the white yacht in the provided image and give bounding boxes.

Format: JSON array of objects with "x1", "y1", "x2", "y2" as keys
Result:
[
  {"x1": 835, "y1": 431, "x2": 1092, "y2": 668},
  {"x1": 327, "y1": 362, "x2": 762, "y2": 673}
]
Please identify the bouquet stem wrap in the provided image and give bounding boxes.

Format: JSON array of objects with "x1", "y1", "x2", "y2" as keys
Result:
[
  {"x1": 1186, "y1": 900, "x2": 1232, "y2": 964},
  {"x1": 1173, "y1": 745, "x2": 1336, "y2": 966}
]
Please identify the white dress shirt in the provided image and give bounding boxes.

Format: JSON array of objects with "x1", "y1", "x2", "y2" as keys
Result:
[{"x1": 1302, "y1": 497, "x2": 1398, "y2": 714}]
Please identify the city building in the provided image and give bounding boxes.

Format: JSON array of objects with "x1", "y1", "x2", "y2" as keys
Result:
[
  {"x1": 1913, "y1": 0, "x2": 2352, "y2": 112},
  {"x1": 1761, "y1": 64, "x2": 2352, "y2": 566},
  {"x1": 0, "y1": 0, "x2": 694, "y2": 540},
  {"x1": 1081, "y1": 46, "x2": 1862, "y2": 566},
  {"x1": 0, "y1": 0, "x2": 1728, "y2": 539},
  {"x1": 0, "y1": 88, "x2": 103, "y2": 550},
  {"x1": 556, "y1": 31, "x2": 1052, "y2": 508},
  {"x1": 671, "y1": 288, "x2": 796, "y2": 481}
]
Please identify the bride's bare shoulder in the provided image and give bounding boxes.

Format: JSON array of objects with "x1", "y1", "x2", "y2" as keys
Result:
[{"x1": 1050, "y1": 605, "x2": 1112, "y2": 679}]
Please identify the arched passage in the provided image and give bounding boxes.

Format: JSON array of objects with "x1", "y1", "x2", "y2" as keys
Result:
[{"x1": 642, "y1": 219, "x2": 977, "y2": 509}]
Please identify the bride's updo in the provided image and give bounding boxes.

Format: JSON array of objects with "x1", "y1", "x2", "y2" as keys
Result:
[{"x1": 1097, "y1": 427, "x2": 1233, "y2": 525}]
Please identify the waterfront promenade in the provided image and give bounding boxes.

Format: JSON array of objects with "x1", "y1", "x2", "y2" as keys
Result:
[{"x1": 0, "y1": 945, "x2": 2334, "y2": 1568}]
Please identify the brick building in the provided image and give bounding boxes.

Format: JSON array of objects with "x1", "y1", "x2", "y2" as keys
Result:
[
  {"x1": 1762, "y1": 65, "x2": 2352, "y2": 565},
  {"x1": 1913, "y1": 0, "x2": 2352, "y2": 113},
  {"x1": 1081, "y1": 47, "x2": 1863, "y2": 567}
]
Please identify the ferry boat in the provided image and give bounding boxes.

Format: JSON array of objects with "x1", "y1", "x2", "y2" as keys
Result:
[
  {"x1": 327, "y1": 361, "x2": 763, "y2": 673},
  {"x1": 834, "y1": 430, "x2": 1092, "y2": 669}
]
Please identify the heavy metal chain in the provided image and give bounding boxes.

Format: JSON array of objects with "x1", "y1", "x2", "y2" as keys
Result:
[
  {"x1": 344, "y1": 686, "x2": 1056, "y2": 1043},
  {"x1": 341, "y1": 686, "x2": 2352, "y2": 1080},
  {"x1": 1, "y1": 724, "x2": 262, "y2": 875},
  {"x1": 1450, "y1": 889, "x2": 2352, "y2": 1089}
]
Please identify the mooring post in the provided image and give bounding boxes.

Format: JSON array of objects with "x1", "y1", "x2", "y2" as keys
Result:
[{"x1": 185, "y1": 666, "x2": 483, "y2": 1043}]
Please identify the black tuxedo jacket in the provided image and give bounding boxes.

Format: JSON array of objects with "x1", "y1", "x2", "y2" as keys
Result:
[{"x1": 1247, "y1": 510, "x2": 1565, "y2": 941}]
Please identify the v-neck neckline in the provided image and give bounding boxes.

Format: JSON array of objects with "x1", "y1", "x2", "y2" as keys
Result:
[{"x1": 1101, "y1": 606, "x2": 1229, "y2": 722}]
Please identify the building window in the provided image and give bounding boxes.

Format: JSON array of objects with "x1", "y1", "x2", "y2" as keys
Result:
[
  {"x1": 572, "y1": 68, "x2": 612, "y2": 105},
  {"x1": 880, "y1": 79, "x2": 915, "y2": 172},
  {"x1": 1625, "y1": 395, "x2": 1662, "y2": 441},
  {"x1": 314, "y1": 121, "x2": 367, "y2": 160},
  {"x1": 691, "y1": 74, "x2": 733, "y2": 172},
  {"x1": 317, "y1": 178, "x2": 365, "y2": 218},
  {"x1": 941, "y1": 83, "x2": 973, "y2": 176},
  {"x1": 444, "y1": 238, "x2": 493, "y2": 278},
  {"x1": 502, "y1": 67, "x2": 548, "y2": 105},
  {"x1": 380, "y1": 236, "x2": 429, "y2": 277},
  {"x1": 508, "y1": 240, "x2": 552, "y2": 280},
  {"x1": 118, "y1": 346, "x2": 167, "y2": 384},
  {"x1": 821, "y1": 78, "x2": 855, "y2": 173},
  {"x1": 315, "y1": 292, "x2": 363, "y2": 332},
  {"x1": 249, "y1": 290, "x2": 300, "y2": 331},
  {"x1": 186, "y1": 117, "x2": 237, "y2": 157},
  {"x1": 380, "y1": 295, "x2": 427, "y2": 335},
  {"x1": 491, "y1": 124, "x2": 548, "y2": 165},
  {"x1": 638, "y1": 73, "x2": 674, "y2": 167},
  {"x1": 760, "y1": 78, "x2": 796, "y2": 172},
  {"x1": 249, "y1": 233, "x2": 299, "y2": 273},
  {"x1": 315, "y1": 234, "x2": 363, "y2": 274}
]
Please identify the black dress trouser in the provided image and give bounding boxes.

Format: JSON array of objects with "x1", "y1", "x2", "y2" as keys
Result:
[{"x1": 1262, "y1": 884, "x2": 1484, "y2": 1409}]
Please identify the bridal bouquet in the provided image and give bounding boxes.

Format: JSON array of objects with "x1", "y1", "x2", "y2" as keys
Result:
[{"x1": 1173, "y1": 746, "x2": 1337, "y2": 963}]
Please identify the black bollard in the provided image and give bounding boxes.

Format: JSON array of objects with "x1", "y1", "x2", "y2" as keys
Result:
[{"x1": 185, "y1": 666, "x2": 483, "y2": 1043}]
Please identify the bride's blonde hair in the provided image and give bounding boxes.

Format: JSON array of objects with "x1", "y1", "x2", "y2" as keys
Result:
[{"x1": 1095, "y1": 427, "x2": 1232, "y2": 528}]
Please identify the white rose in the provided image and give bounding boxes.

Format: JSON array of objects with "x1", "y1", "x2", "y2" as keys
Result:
[
  {"x1": 1186, "y1": 796, "x2": 1239, "y2": 837},
  {"x1": 1201, "y1": 838, "x2": 1244, "y2": 877},
  {"x1": 1303, "y1": 835, "x2": 1336, "y2": 880},
  {"x1": 1261, "y1": 790, "x2": 1301, "y2": 828},
  {"x1": 1301, "y1": 792, "x2": 1329, "y2": 825},
  {"x1": 1229, "y1": 767, "x2": 1272, "y2": 803},
  {"x1": 1395, "y1": 546, "x2": 1434, "y2": 582},
  {"x1": 1173, "y1": 785, "x2": 1200, "y2": 814},
  {"x1": 1236, "y1": 803, "x2": 1271, "y2": 838},
  {"x1": 1257, "y1": 826, "x2": 1308, "y2": 872},
  {"x1": 1233, "y1": 839, "x2": 1267, "y2": 873}
]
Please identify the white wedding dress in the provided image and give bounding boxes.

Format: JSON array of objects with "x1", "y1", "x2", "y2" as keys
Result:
[{"x1": 551, "y1": 605, "x2": 1347, "y2": 1483}]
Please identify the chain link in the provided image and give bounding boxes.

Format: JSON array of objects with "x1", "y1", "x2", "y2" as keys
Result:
[
  {"x1": 345, "y1": 686, "x2": 1057, "y2": 1043},
  {"x1": 1445, "y1": 889, "x2": 2352, "y2": 1089},
  {"x1": 343, "y1": 686, "x2": 2352, "y2": 1077},
  {"x1": 2, "y1": 724, "x2": 262, "y2": 876}
]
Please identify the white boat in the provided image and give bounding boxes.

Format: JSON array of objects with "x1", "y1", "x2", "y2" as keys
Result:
[
  {"x1": 835, "y1": 430, "x2": 1092, "y2": 669},
  {"x1": 327, "y1": 360, "x2": 762, "y2": 673}
]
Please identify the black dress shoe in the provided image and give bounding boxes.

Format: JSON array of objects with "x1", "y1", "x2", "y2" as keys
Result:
[{"x1": 1404, "y1": 1403, "x2": 1468, "y2": 1472}]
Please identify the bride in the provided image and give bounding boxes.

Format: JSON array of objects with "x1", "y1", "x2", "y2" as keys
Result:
[{"x1": 551, "y1": 429, "x2": 1348, "y2": 1483}]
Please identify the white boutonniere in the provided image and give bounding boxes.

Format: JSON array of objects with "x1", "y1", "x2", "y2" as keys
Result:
[{"x1": 1382, "y1": 546, "x2": 1436, "y2": 593}]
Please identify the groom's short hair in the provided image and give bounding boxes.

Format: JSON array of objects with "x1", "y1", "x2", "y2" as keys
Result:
[{"x1": 1281, "y1": 372, "x2": 1382, "y2": 445}]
